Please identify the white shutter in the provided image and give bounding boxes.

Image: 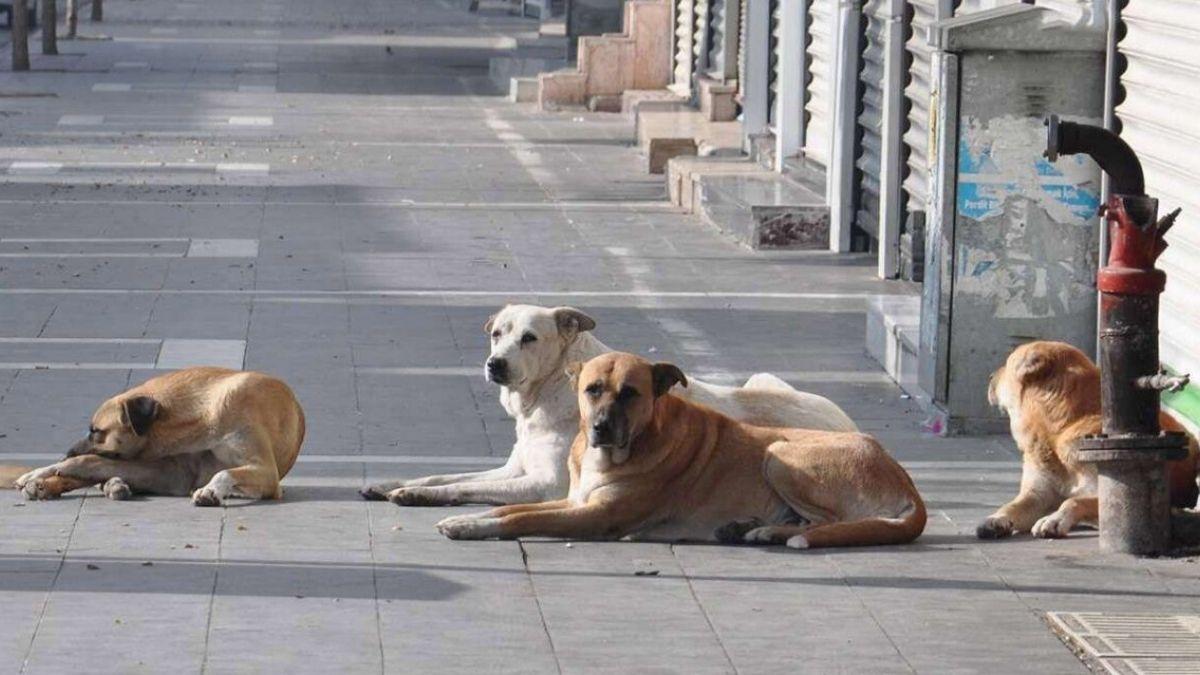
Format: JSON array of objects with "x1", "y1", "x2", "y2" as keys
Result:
[
  {"x1": 855, "y1": 0, "x2": 888, "y2": 238},
  {"x1": 804, "y1": 0, "x2": 836, "y2": 168},
  {"x1": 1116, "y1": 0, "x2": 1200, "y2": 378},
  {"x1": 902, "y1": 0, "x2": 937, "y2": 213}
]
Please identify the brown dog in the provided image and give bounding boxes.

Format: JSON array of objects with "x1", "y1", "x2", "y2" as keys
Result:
[
  {"x1": 436, "y1": 352, "x2": 925, "y2": 548},
  {"x1": 979, "y1": 340, "x2": 1200, "y2": 539},
  {"x1": 13, "y1": 367, "x2": 305, "y2": 506}
]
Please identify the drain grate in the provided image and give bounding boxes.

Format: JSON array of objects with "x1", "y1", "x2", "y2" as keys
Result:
[{"x1": 1048, "y1": 612, "x2": 1200, "y2": 674}]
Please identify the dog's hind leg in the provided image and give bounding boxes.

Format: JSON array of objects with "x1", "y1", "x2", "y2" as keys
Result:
[{"x1": 192, "y1": 463, "x2": 280, "y2": 506}]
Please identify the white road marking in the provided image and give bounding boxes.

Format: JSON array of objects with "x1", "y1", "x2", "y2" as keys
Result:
[
  {"x1": 149, "y1": 27, "x2": 179, "y2": 35},
  {"x1": 112, "y1": 61, "x2": 150, "y2": 70},
  {"x1": 1, "y1": 453, "x2": 509, "y2": 466},
  {"x1": 227, "y1": 116, "x2": 273, "y2": 127},
  {"x1": 237, "y1": 84, "x2": 276, "y2": 93},
  {"x1": 58, "y1": 115, "x2": 105, "y2": 126},
  {"x1": 7, "y1": 162, "x2": 62, "y2": 175},
  {"x1": 0, "y1": 337, "x2": 158, "y2": 344},
  {"x1": 186, "y1": 239, "x2": 259, "y2": 257},
  {"x1": 91, "y1": 83, "x2": 132, "y2": 92},
  {"x1": 483, "y1": 109, "x2": 556, "y2": 188},
  {"x1": 156, "y1": 339, "x2": 246, "y2": 370},
  {"x1": 215, "y1": 162, "x2": 270, "y2": 174}
]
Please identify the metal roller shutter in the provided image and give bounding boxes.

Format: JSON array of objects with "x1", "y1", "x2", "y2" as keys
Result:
[
  {"x1": 902, "y1": 0, "x2": 937, "y2": 215},
  {"x1": 767, "y1": 0, "x2": 782, "y2": 127},
  {"x1": 804, "y1": 0, "x2": 835, "y2": 168},
  {"x1": 855, "y1": 0, "x2": 887, "y2": 239},
  {"x1": 673, "y1": 0, "x2": 696, "y2": 93},
  {"x1": 1115, "y1": 0, "x2": 1200, "y2": 380}
]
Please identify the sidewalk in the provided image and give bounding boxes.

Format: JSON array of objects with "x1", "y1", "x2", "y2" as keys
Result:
[{"x1": 0, "y1": 0, "x2": 1196, "y2": 673}]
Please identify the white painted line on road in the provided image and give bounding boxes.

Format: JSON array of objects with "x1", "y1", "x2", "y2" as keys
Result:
[
  {"x1": 215, "y1": 162, "x2": 270, "y2": 174},
  {"x1": 58, "y1": 114, "x2": 105, "y2": 126},
  {"x1": 0, "y1": 289, "x2": 897, "y2": 300},
  {"x1": 92, "y1": 83, "x2": 132, "y2": 92},
  {"x1": 7, "y1": 161, "x2": 62, "y2": 175},
  {"x1": 356, "y1": 366, "x2": 891, "y2": 383},
  {"x1": 0, "y1": 337, "x2": 159, "y2": 344},
  {"x1": 237, "y1": 84, "x2": 277, "y2": 93},
  {"x1": 0, "y1": 362, "x2": 159, "y2": 370},
  {"x1": 227, "y1": 116, "x2": 273, "y2": 127},
  {"x1": 112, "y1": 61, "x2": 149, "y2": 70},
  {"x1": 2, "y1": 452, "x2": 508, "y2": 466},
  {"x1": 186, "y1": 238, "x2": 259, "y2": 257},
  {"x1": 156, "y1": 339, "x2": 246, "y2": 370},
  {"x1": 149, "y1": 27, "x2": 179, "y2": 35}
]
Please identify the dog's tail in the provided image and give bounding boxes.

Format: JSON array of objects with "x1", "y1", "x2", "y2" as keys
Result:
[
  {"x1": 743, "y1": 372, "x2": 796, "y2": 392},
  {"x1": 0, "y1": 465, "x2": 31, "y2": 489},
  {"x1": 789, "y1": 498, "x2": 928, "y2": 550}
]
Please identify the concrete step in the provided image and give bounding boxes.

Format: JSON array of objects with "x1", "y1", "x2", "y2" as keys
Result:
[
  {"x1": 635, "y1": 107, "x2": 741, "y2": 173},
  {"x1": 866, "y1": 294, "x2": 927, "y2": 405},
  {"x1": 666, "y1": 155, "x2": 763, "y2": 211},
  {"x1": 489, "y1": 55, "x2": 569, "y2": 93},
  {"x1": 694, "y1": 174, "x2": 829, "y2": 249}
]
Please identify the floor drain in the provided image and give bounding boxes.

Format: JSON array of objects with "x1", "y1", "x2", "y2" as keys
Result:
[{"x1": 1048, "y1": 612, "x2": 1200, "y2": 674}]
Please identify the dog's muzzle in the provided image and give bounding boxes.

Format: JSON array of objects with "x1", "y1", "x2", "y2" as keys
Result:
[
  {"x1": 485, "y1": 357, "x2": 509, "y2": 384},
  {"x1": 66, "y1": 438, "x2": 92, "y2": 458}
]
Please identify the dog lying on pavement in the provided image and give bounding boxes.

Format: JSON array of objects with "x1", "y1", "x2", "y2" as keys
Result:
[
  {"x1": 978, "y1": 340, "x2": 1199, "y2": 539},
  {"x1": 13, "y1": 367, "x2": 305, "y2": 506},
  {"x1": 436, "y1": 352, "x2": 925, "y2": 547},
  {"x1": 361, "y1": 304, "x2": 859, "y2": 507}
]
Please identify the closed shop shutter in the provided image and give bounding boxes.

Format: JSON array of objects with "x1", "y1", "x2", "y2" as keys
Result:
[
  {"x1": 855, "y1": 0, "x2": 887, "y2": 239},
  {"x1": 673, "y1": 0, "x2": 696, "y2": 92},
  {"x1": 902, "y1": 0, "x2": 937, "y2": 215},
  {"x1": 1116, "y1": 0, "x2": 1200, "y2": 379},
  {"x1": 767, "y1": 0, "x2": 782, "y2": 127},
  {"x1": 804, "y1": 0, "x2": 836, "y2": 168}
]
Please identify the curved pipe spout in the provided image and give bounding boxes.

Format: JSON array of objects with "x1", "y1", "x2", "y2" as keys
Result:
[{"x1": 1045, "y1": 114, "x2": 1145, "y2": 197}]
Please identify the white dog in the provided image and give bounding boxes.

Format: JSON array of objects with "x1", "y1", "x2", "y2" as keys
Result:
[{"x1": 360, "y1": 304, "x2": 858, "y2": 506}]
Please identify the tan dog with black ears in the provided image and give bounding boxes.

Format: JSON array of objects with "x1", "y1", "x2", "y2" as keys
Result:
[
  {"x1": 436, "y1": 352, "x2": 925, "y2": 549},
  {"x1": 14, "y1": 367, "x2": 305, "y2": 506},
  {"x1": 978, "y1": 340, "x2": 1199, "y2": 540}
]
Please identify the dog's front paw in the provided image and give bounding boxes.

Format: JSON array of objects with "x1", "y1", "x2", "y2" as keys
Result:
[
  {"x1": 976, "y1": 515, "x2": 1015, "y2": 540},
  {"x1": 436, "y1": 515, "x2": 498, "y2": 540},
  {"x1": 103, "y1": 477, "x2": 132, "y2": 501},
  {"x1": 387, "y1": 487, "x2": 452, "y2": 507},
  {"x1": 1032, "y1": 513, "x2": 1072, "y2": 539},
  {"x1": 359, "y1": 484, "x2": 391, "y2": 501},
  {"x1": 17, "y1": 467, "x2": 61, "y2": 500},
  {"x1": 191, "y1": 487, "x2": 223, "y2": 507}
]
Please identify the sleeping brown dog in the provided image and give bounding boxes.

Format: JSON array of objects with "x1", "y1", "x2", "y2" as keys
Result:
[{"x1": 979, "y1": 340, "x2": 1199, "y2": 539}]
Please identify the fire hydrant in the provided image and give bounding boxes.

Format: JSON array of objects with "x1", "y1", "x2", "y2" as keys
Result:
[{"x1": 1045, "y1": 115, "x2": 1189, "y2": 556}]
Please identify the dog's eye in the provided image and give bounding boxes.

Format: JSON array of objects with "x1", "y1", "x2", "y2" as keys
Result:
[
  {"x1": 520, "y1": 332, "x2": 537, "y2": 345},
  {"x1": 490, "y1": 330, "x2": 501, "y2": 339},
  {"x1": 617, "y1": 386, "x2": 639, "y2": 401},
  {"x1": 584, "y1": 382, "x2": 604, "y2": 397}
]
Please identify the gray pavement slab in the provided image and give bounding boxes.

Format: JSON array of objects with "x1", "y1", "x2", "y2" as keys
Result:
[{"x1": 0, "y1": 0, "x2": 1194, "y2": 672}]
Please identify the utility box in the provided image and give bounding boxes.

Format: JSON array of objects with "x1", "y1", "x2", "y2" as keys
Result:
[{"x1": 920, "y1": 5, "x2": 1107, "y2": 433}]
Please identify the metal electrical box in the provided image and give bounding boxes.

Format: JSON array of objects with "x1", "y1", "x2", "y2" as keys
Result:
[{"x1": 919, "y1": 5, "x2": 1107, "y2": 433}]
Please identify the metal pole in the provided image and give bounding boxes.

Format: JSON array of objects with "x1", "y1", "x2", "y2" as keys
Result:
[
  {"x1": 90, "y1": 0, "x2": 101, "y2": 22},
  {"x1": 12, "y1": 0, "x2": 31, "y2": 71},
  {"x1": 41, "y1": 0, "x2": 57, "y2": 55},
  {"x1": 66, "y1": 0, "x2": 77, "y2": 38}
]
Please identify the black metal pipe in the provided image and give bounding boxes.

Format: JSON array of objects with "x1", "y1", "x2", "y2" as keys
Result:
[{"x1": 1045, "y1": 114, "x2": 1145, "y2": 196}]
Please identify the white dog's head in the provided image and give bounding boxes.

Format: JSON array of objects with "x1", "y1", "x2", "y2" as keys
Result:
[{"x1": 484, "y1": 304, "x2": 596, "y2": 391}]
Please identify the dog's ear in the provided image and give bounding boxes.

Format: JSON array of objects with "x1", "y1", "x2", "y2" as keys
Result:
[
  {"x1": 484, "y1": 312, "x2": 499, "y2": 335},
  {"x1": 564, "y1": 361, "x2": 584, "y2": 388},
  {"x1": 553, "y1": 307, "x2": 596, "y2": 339},
  {"x1": 1014, "y1": 349, "x2": 1052, "y2": 384},
  {"x1": 651, "y1": 362, "x2": 687, "y2": 397},
  {"x1": 987, "y1": 369, "x2": 1002, "y2": 406},
  {"x1": 121, "y1": 396, "x2": 159, "y2": 436}
]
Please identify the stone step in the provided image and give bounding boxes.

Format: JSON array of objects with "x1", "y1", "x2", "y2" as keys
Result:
[
  {"x1": 489, "y1": 55, "x2": 569, "y2": 93},
  {"x1": 694, "y1": 174, "x2": 829, "y2": 249},
  {"x1": 866, "y1": 294, "x2": 927, "y2": 405},
  {"x1": 635, "y1": 107, "x2": 741, "y2": 173},
  {"x1": 665, "y1": 155, "x2": 765, "y2": 211}
]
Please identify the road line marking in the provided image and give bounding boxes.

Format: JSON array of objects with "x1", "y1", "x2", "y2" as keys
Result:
[
  {"x1": 0, "y1": 337, "x2": 159, "y2": 344},
  {"x1": 7, "y1": 161, "x2": 62, "y2": 174},
  {"x1": 155, "y1": 339, "x2": 245, "y2": 370},
  {"x1": 185, "y1": 239, "x2": 258, "y2": 257},
  {"x1": 227, "y1": 116, "x2": 273, "y2": 126},
  {"x1": 237, "y1": 84, "x2": 276, "y2": 93},
  {"x1": 57, "y1": 114, "x2": 105, "y2": 126},
  {"x1": 112, "y1": 61, "x2": 149, "y2": 70},
  {"x1": 0, "y1": 362, "x2": 159, "y2": 370},
  {"x1": 215, "y1": 162, "x2": 270, "y2": 174},
  {"x1": 92, "y1": 83, "x2": 132, "y2": 92},
  {"x1": 0, "y1": 453, "x2": 509, "y2": 466},
  {"x1": 1, "y1": 237, "x2": 187, "y2": 243}
]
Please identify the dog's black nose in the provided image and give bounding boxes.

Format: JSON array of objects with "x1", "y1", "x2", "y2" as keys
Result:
[
  {"x1": 486, "y1": 357, "x2": 508, "y2": 382},
  {"x1": 590, "y1": 421, "x2": 613, "y2": 444}
]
